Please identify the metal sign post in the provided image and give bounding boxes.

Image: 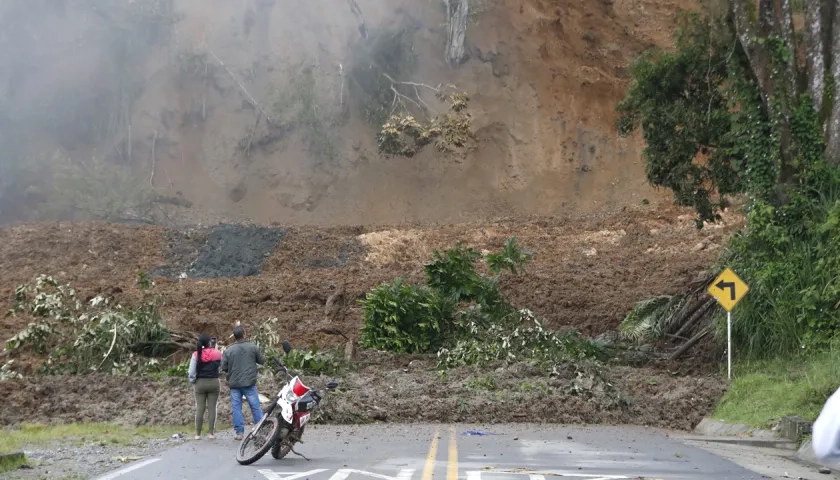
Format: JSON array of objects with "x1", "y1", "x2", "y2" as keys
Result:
[
  {"x1": 727, "y1": 311, "x2": 732, "y2": 379},
  {"x1": 708, "y1": 268, "x2": 749, "y2": 380}
]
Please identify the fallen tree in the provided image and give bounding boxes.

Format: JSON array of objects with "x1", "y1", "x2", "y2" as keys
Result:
[{"x1": 2, "y1": 275, "x2": 195, "y2": 376}]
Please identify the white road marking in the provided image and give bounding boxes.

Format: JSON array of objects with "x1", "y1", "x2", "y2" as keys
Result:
[
  {"x1": 328, "y1": 468, "x2": 416, "y2": 480},
  {"x1": 258, "y1": 468, "x2": 634, "y2": 480},
  {"x1": 258, "y1": 469, "x2": 329, "y2": 480},
  {"x1": 93, "y1": 458, "x2": 161, "y2": 480},
  {"x1": 397, "y1": 469, "x2": 416, "y2": 480},
  {"x1": 467, "y1": 471, "x2": 629, "y2": 479}
]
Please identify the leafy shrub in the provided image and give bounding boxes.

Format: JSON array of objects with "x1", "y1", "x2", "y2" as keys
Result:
[
  {"x1": 424, "y1": 240, "x2": 523, "y2": 316},
  {"x1": 360, "y1": 279, "x2": 457, "y2": 354},
  {"x1": 377, "y1": 91, "x2": 475, "y2": 157},
  {"x1": 720, "y1": 180, "x2": 840, "y2": 356},
  {"x1": 283, "y1": 345, "x2": 341, "y2": 376},
  {"x1": 164, "y1": 361, "x2": 190, "y2": 378},
  {"x1": 4, "y1": 275, "x2": 177, "y2": 375},
  {"x1": 358, "y1": 237, "x2": 577, "y2": 364},
  {"x1": 424, "y1": 243, "x2": 483, "y2": 303},
  {"x1": 250, "y1": 317, "x2": 282, "y2": 352},
  {"x1": 619, "y1": 295, "x2": 686, "y2": 343},
  {"x1": 437, "y1": 309, "x2": 607, "y2": 370},
  {"x1": 486, "y1": 237, "x2": 534, "y2": 275}
]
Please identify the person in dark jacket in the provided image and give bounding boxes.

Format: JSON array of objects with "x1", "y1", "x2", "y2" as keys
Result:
[
  {"x1": 188, "y1": 333, "x2": 222, "y2": 440},
  {"x1": 220, "y1": 325, "x2": 265, "y2": 440}
]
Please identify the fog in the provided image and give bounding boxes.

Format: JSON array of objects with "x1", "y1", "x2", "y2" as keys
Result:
[{"x1": 0, "y1": 0, "x2": 468, "y2": 225}]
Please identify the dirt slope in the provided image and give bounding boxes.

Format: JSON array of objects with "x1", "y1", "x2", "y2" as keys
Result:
[
  {"x1": 0, "y1": 205, "x2": 741, "y2": 430},
  {"x1": 0, "y1": 0, "x2": 694, "y2": 225},
  {"x1": 0, "y1": 205, "x2": 743, "y2": 349}
]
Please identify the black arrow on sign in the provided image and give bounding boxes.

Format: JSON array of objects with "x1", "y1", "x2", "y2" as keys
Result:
[{"x1": 716, "y1": 280, "x2": 736, "y2": 301}]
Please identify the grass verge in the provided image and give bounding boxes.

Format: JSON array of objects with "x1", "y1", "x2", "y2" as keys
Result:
[
  {"x1": 0, "y1": 423, "x2": 198, "y2": 452},
  {"x1": 712, "y1": 349, "x2": 840, "y2": 428},
  {"x1": 0, "y1": 453, "x2": 29, "y2": 474}
]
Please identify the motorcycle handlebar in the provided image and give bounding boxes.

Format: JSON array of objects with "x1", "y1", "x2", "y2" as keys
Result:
[{"x1": 270, "y1": 356, "x2": 293, "y2": 382}]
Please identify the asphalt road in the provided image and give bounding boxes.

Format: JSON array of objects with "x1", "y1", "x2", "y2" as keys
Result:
[{"x1": 90, "y1": 424, "x2": 787, "y2": 480}]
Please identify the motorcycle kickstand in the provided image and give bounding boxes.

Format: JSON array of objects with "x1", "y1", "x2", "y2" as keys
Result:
[{"x1": 289, "y1": 444, "x2": 311, "y2": 461}]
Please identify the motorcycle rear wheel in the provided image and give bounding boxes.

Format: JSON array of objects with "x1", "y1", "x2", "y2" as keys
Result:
[{"x1": 236, "y1": 417, "x2": 281, "y2": 465}]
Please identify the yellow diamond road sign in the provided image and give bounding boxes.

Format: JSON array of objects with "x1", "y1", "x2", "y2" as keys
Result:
[{"x1": 708, "y1": 268, "x2": 749, "y2": 312}]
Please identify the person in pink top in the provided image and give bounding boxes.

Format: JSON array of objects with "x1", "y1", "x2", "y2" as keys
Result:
[{"x1": 188, "y1": 334, "x2": 223, "y2": 440}]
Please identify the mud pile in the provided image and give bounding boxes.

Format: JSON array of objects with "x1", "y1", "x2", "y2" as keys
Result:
[
  {"x1": 0, "y1": 205, "x2": 744, "y2": 346},
  {"x1": 0, "y1": 353, "x2": 726, "y2": 431},
  {"x1": 0, "y1": 205, "x2": 743, "y2": 429},
  {"x1": 151, "y1": 225, "x2": 287, "y2": 279}
]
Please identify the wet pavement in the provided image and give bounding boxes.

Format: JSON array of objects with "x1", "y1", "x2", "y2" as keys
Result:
[{"x1": 93, "y1": 424, "x2": 776, "y2": 480}]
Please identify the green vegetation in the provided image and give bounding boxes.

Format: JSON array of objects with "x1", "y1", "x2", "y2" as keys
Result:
[
  {"x1": 361, "y1": 238, "x2": 607, "y2": 375},
  {"x1": 0, "y1": 424, "x2": 189, "y2": 452},
  {"x1": 3, "y1": 275, "x2": 186, "y2": 376},
  {"x1": 0, "y1": 453, "x2": 28, "y2": 474},
  {"x1": 616, "y1": 0, "x2": 840, "y2": 426},
  {"x1": 282, "y1": 345, "x2": 342, "y2": 376},
  {"x1": 713, "y1": 348, "x2": 840, "y2": 428},
  {"x1": 465, "y1": 375, "x2": 498, "y2": 391},
  {"x1": 619, "y1": 295, "x2": 686, "y2": 343},
  {"x1": 2, "y1": 275, "x2": 342, "y2": 380},
  {"x1": 377, "y1": 90, "x2": 475, "y2": 157},
  {"x1": 250, "y1": 317, "x2": 342, "y2": 376},
  {"x1": 618, "y1": 2, "x2": 840, "y2": 355},
  {"x1": 518, "y1": 380, "x2": 551, "y2": 396},
  {"x1": 438, "y1": 308, "x2": 608, "y2": 369},
  {"x1": 360, "y1": 240, "x2": 523, "y2": 355},
  {"x1": 360, "y1": 280, "x2": 457, "y2": 354}
]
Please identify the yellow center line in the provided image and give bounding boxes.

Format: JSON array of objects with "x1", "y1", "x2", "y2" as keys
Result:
[
  {"x1": 447, "y1": 426, "x2": 459, "y2": 480},
  {"x1": 422, "y1": 427, "x2": 440, "y2": 480}
]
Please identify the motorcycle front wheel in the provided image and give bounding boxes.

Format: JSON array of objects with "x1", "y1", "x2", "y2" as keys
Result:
[{"x1": 236, "y1": 417, "x2": 281, "y2": 465}]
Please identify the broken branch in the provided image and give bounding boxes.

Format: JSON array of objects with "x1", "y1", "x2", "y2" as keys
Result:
[
  {"x1": 98, "y1": 319, "x2": 119, "y2": 370},
  {"x1": 672, "y1": 299, "x2": 716, "y2": 340},
  {"x1": 245, "y1": 111, "x2": 262, "y2": 159},
  {"x1": 149, "y1": 130, "x2": 158, "y2": 188},
  {"x1": 382, "y1": 73, "x2": 441, "y2": 117},
  {"x1": 391, "y1": 85, "x2": 425, "y2": 114},
  {"x1": 208, "y1": 50, "x2": 275, "y2": 126},
  {"x1": 669, "y1": 327, "x2": 711, "y2": 361}
]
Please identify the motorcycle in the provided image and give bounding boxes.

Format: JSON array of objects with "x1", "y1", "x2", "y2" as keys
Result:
[{"x1": 235, "y1": 340, "x2": 339, "y2": 465}]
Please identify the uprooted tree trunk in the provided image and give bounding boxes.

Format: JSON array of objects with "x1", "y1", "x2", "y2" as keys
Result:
[
  {"x1": 730, "y1": 0, "x2": 840, "y2": 164},
  {"x1": 443, "y1": 0, "x2": 469, "y2": 65}
]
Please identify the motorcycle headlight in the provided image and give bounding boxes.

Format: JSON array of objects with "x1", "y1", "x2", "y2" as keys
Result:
[{"x1": 284, "y1": 390, "x2": 299, "y2": 403}]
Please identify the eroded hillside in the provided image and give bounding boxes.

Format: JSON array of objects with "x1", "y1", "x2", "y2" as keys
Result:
[{"x1": 0, "y1": 0, "x2": 693, "y2": 226}]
